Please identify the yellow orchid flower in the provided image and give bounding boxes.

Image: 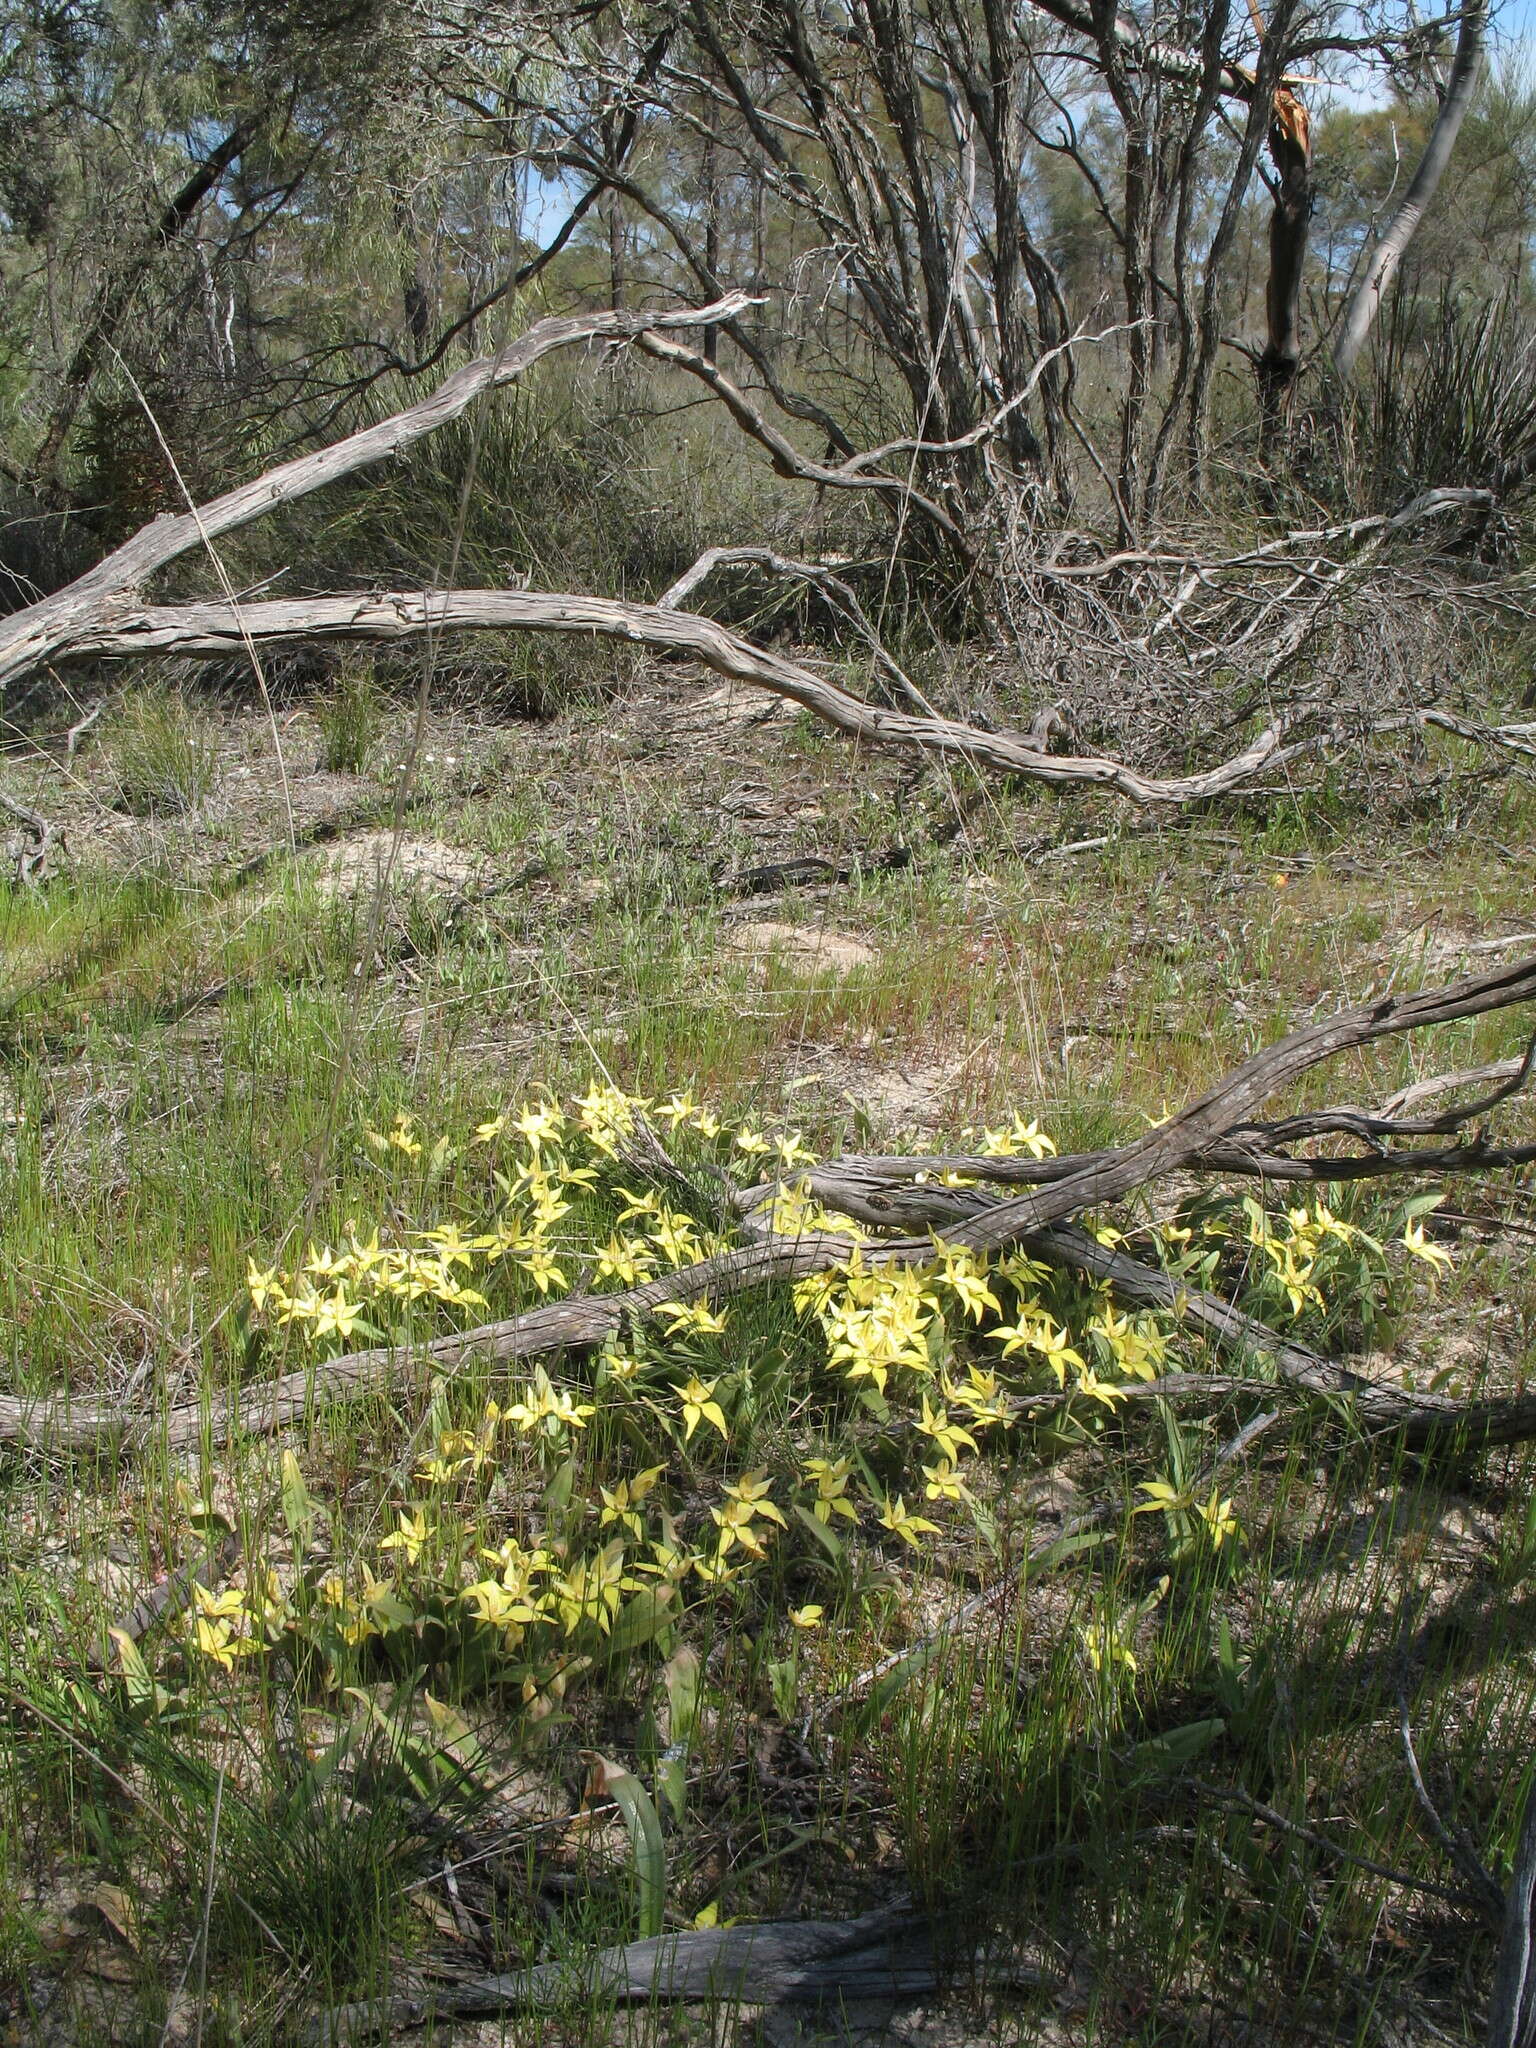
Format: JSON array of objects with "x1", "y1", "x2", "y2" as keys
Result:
[{"x1": 676, "y1": 1375, "x2": 728, "y2": 1441}]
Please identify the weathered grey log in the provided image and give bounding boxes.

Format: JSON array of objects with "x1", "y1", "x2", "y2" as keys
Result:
[
  {"x1": 55, "y1": 587, "x2": 1307, "y2": 808},
  {"x1": 309, "y1": 1905, "x2": 1046, "y2": 2043}
]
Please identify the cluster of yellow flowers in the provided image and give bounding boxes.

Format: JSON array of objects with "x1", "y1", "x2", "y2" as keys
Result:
[
  {"x1": 797, "y1": 1239, "x2": 1166, "y2": 1407},
  {"x1": 1152, "y1": 1190, "x2": 1451, "y2": 1327},
  {"x1": 193, "y1": 1085, "x2": 1452, "y2": 1700},
  {"x1": 1167, "y1": 1193, "x2": 1365, "y2": 1318},
  {"x1": 189, "y1": 1573, "x2": 290, "y2": 1671},
  {"x1": 244, "y1": 1090, "x2": 835, "y2": 1352}
]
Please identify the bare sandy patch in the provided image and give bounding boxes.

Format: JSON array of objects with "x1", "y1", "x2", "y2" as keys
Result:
[
  {"x1": 300, "y1": 829, "x2": 484, "y2": 899},
  {"x1": 728, "y1": 920, "x2": 879, "y2": 978}
]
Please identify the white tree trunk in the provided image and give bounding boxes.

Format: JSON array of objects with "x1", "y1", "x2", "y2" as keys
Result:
[{"x1": 1332, "y1": 1, "x2": 1488, "y2": 380}]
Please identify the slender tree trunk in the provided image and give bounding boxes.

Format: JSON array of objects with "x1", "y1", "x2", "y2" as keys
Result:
[
  {"x1": 1118, "y1": 122, "x2": 1156, "y2": 534},
  {"x1": 27, "y1": 117, "x2": 261, "y2": 494},
  {"x1": 1332, "y1": 0, "x2": 1488, "y2": 379},
  {"x1": 1146, "y1": 0, "x2": 1234, "y2": 508},
  {"x1": 701, "y1": 129, "x2": 721, "y2": 364},
  {"x1": 607, "y1": 191, "x2": 624, "y2": 311}
]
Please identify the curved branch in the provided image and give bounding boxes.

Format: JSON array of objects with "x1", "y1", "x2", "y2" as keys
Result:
[
  {"x1": 631, "y1": 331, "x2": 971, "y2": 556},
  {"x1": 0, "y1": 295, "x2": 754, "y2": 699},
  {"x1": 60, "y1": 586, "x2": 1310, "y2": 807}
]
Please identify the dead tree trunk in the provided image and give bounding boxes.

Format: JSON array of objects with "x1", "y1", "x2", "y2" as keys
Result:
[{"x1": 1257, "y1": 85, "x2": 1313, "y2": 456}]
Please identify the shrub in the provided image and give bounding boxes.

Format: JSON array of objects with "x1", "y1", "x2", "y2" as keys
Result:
[
  {"x1": 105, "y1": 686, "x2": 219, "y2": 816},
  {"x1": 314, "y1": 656, "x2": 383, "y2": 775}
]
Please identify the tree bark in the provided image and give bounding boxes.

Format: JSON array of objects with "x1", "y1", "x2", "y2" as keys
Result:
[
  {"x1": 53, "y1": 585, "x2": 1311, "y2": 806},
  {"x1": 1257, "y1": 85, "x2": 1314, "y2": 454}
]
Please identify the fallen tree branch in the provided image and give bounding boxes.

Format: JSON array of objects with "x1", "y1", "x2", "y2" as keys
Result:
[
  {"x1": 55, "y1": 587, "x2": 1316, "y2": 808},
  {"x1": 1032, "y1": 1224, "x2": 1536, "y2": 1450},
  {"x1": 0, "y1": 293, "x2": 1504, "y2": 829},
  {"x1": 1386, "y1": 1056, "x2": 1529, "y2": 1116},
  {"x1": 1042, "y1": 488, "x2": 1496, "y2": 588},
  {"x1": 0, "y1": 1236, "x2": 843, "y2": 1451},
  {"x1": 633, "y1": 316, "x2": 1137, "y2": 566},
  {"x1": 1409, "y1": 708, "x2": 1536, "y2": 769},
  {"x1": 0, "y1": 294, "x2": 752, "y2": 699},
  {"x1": 309, "y1": 1904, "x2": 1045, "y2": 2044},
  {"x1": 632, "y1": 330, "x2": 970, "y2": 555},
  {"x1": 83, "y1": 1526, "x2": 242, "y2": 1674},
  {"x1": 656, "y1": 545, "x2": 933, "y2": 713},
  {"x1": 1190, "y1": 1778, "x2": 1492, "y2": 1915},
  {"x1": 771, "y1": 1024, "x2": 1536, "y2": 1221}
]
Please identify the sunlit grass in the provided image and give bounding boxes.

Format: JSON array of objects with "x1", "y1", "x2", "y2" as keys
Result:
[{"x1": 1, "y1": 694, "x2": 1534, "y2": 2041}]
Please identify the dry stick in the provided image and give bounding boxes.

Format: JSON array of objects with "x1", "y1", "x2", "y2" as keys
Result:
[
  {"x1": 6, "y1": 951, "x2": 1536, "y2": 1457},
  {"x1": 1190, "y1": 1781, "x2": 1490, "y2": 1915},
  {"x1": 58, "y1": 587, "x2": 1313, "y2": 808},
  {"x1": 1394, "y1": 1684, "x2": 1503, "y2": 1915},
  {"x1": 775, "y1": 1028, "x2": 1536, "y2": 1221},
  {"x1": 1394, "y1": 708, "x2": 1536, "y2": 769},
  {"x1": 64, "y1": 701, "x2": 101, "y2": 757},
  {"x1": 632, "y1": 317, "x2": 1138, "y2": 565},
  {"x1": 782, "y1": 1128, "x2": 1536, "y2": 1215},
  {"x1": 1386, "y1": 1057, "x2": 1530, "y2": 1116},
  {"x1": 0, "y1": 1234, "x2": 844, "y2": 1451},
  {"x1": 1, "y1": 785, "x2": 54, "y2": 883},
  {"x1": 85, "y1": 1527, "x2": 243, "y2": 1673},
  {"x1": 632, "y1": 329, "x2": 969, "y2": 554},
  {"x1": 939, "y1": 955, "x2": 1536, "y2": 1257}
]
